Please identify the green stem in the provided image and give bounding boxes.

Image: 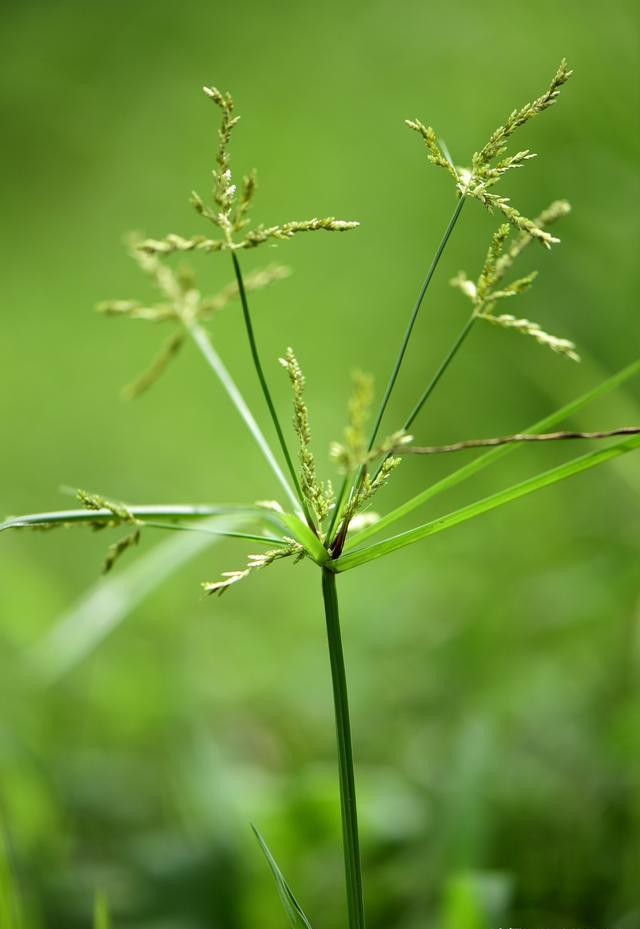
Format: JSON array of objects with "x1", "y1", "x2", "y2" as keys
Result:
[
  {"x1": 330, "y1": 198, "x2": 466, "y2": 552},
  {"x1": 365, "y1": 313, "x2": 477, "y2": 491},
  {"x1": 367, "y1": 196, "x2": 466, "y2": 452},
  {"x1": 321, "y1": 568, "x2": 365, "y2": 929},
  {"x1": 403, "y1": 312, "x2": 476, "y2": 431},
  {"x1": 230, "y1": 251, "x2": 314, "y2": 526},
  {"x1": 327, "y1": 469, "x2": 353, "y2": 544}
]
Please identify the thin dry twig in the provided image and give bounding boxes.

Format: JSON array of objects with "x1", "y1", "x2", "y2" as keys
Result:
[{"x1": 399, "y1": 426, "x2": 640, "y2": 455}]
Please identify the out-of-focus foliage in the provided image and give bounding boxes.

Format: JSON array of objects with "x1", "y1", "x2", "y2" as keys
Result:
[{"x1": 0, "y1": 1, "x2": 638, "y2": 927}]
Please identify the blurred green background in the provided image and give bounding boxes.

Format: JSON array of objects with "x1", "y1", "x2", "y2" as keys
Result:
[{"x1": 1, "y1": 1, "x2": 639, "y2": 927}]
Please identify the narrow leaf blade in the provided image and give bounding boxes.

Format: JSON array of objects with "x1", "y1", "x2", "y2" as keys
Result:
[
  {"x1": 0, "y1": 849, "x2": 23, "y2": 929},
  {"x1": 93, "y1": 892, "x2": 111, "y2": 929},
  {"x1": 277, "y1": 512, "x2": 329, "y2": 565},
  {"x1": 335, "y1": 434, "x2": 640, "y2": 571},
  {"x1": 251, "y1": 825, "x2": 314, "y2": 929},
  {"x1": 344, "y1": 359, "x2": 640, "y2": 551},
  {"x1": 0, "y1": 503, "x2": 255, "y2": 533}
]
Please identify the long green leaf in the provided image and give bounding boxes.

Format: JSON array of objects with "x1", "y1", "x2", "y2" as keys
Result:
[
  {"x1": 344, "y1": 359, "x2": 640, "y2": 551},
  {"x1": 188, "y1": 320, "x2": 300, "y2": 511},
  {"x1": 277, "y1": 512, "x2": 330, "y2": 565},
  {"x1": 93, "y1": 892, "x2": 111, "y2": 929},
  {"x1": 335, "y1": 433, "x2": 640, "y2": 571},
  {"x1": 251, "y1": 825, "x2": 314, "y2": 929},
  {"x1": 0, "y1": 503, "x2": 256, "y2": 533},
  {"x1": 0, "y1": 829, "x2": 24, "y2": 929}
]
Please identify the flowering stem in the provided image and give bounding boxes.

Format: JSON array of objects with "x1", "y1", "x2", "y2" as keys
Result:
[
  {"x1": 329, "y1": 197, "x2": 466, "y2": 548},
  {"x1": 367, "y1": 195, "x2": 466, "y2": 451},
  {"x1": 404, "y1": 312, "x2": 477, "y2": 430},
  {"x1": 366, "y1": 313, "x2": 477, "y2": 489},
  {"x1": 230, "y1": 251, "x2": 315, "y2": 527},
  {"x1": 326, "y1": 472, "x2": 352, "y2": 544},
  {"x1": 321, "y1": 567, "x2": 365, "y2": 929}
]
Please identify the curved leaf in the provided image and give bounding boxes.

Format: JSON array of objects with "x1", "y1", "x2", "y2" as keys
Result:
[{"x1": 335, "y1": 433, "x2": 640, "y2": 571}]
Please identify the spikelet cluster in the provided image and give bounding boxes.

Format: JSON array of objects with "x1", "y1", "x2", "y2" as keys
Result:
[
  {"x1": 480, "y1": 312, "x2": 579, "y2": 360},
  {"x1": 280, "y1": 348, "x2": 334, "y2": 526},
  {"x1": 330, "y1": 371, "x2": 374, "y2": 472},
  {"x1": 203, "y1": 537, "x2": 304, "y2": 596},
  {"x1": 341, "y1": 456, "x2": 401, "y2": 524},
  {"x1": 451, "y1": 200, "x2": 579, "y2": 361},
  {"x1": 406, "y1": 60, "x2": 572, "y2": 248},
  {"x1": 138, "y1": 87, "x2": 358, "y2": 257},
  {"x1": 330, "y1": 372, "x2": 411, "y2": 473},
  {"x1": 77, "y1": 489, "x2": 141, "y2": 573},
  {"x1": 98, "y1": 241, "x2": 289, "y2": 398}
]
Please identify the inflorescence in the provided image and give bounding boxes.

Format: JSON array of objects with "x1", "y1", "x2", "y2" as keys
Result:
[{"x1": 38, "y1": 62, "x2": 588, "y2": 591}]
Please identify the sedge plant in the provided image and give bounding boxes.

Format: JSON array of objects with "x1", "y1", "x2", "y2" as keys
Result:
[{"x1": 3, "y1": 60, "x2": 640, "y2": 928}]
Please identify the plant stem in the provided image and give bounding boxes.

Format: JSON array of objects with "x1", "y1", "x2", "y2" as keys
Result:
[
  {"x1": 327, "y1": 469, "x2": 352, "y2": 543},
  {"x1": 321, "y1": 568, "x2": 365, "y2": 929},
  {"x1": 367, "y1": 196, "x2": 466, "y2": 452},
  {"x1": 330, "y1": 198, "x2": 466, "y2": 551},
  {"x1": 403, "y1": 312, "x2": 476, "y2": 431},
  {"x1": 365, "y1": 313, "x2": 477, "y2": 489},
  {"x1": 230, "y1": 251, "x2": 314, "y2": 526},
  {"x1": 187, "y1": 320, "x2": 300, "y2": 512}
]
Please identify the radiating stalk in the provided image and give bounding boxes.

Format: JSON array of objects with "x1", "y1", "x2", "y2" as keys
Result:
[
  {"x1": 365, "y1": 312, "x2": 477, "y2": 491},
  {"x1": 335, "y1": 434, "x2": 640, "y2": 572},
  {"x1": 330, "y1": 197, "x2": 466, "y2": 550},
  {"x1": 321, "y1": 568, "x2": 365, "y2": 929},
  {"x1": 367, "y1": 196, "x2": 466, "y2": 452},
  {"x1": 326, "y1": 469, "x2": 352, "y2": 544},
  {"x1": 230, "y1": 251, "x2": 314, "y2": 526},
  {"x1": 403, "y1": 312, "x2": 476, "y2": 431},
  {"x1": 187, "y1": 320, "x2": 300, "y2": 512},
  {"x1": 343, "y1": 359, "x2": 640, "y2": 553}
]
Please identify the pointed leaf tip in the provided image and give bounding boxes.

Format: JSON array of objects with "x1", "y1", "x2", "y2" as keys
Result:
[{"x1": 251, "y1": 824, "x2": 314, "y2": 929}]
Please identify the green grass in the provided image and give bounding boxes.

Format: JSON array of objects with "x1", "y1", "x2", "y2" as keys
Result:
[{"x1": 1, "y1": 3, "x2": 638, "y2": 927}]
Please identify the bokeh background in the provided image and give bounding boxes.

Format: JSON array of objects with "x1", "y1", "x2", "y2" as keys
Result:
[{"x1": 1, "y1": 1, "x2": 639, "y2": 927}]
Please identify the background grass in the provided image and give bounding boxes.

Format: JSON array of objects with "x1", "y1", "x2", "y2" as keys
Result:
[{"x1": 0, "y1": 1, "x2": 639, "y2": 926}]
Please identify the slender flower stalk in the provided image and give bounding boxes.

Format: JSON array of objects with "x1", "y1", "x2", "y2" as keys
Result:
[
  {"x1": 404, "y1": 313, "x2": 476, "y2": 431},
  {"x1": 330, "y1": 197, "x2": 466, "y2": 545},
  {"x1": 367, "y1": 196, "x2": 466, "y2": 453},
  {"x1": 229, "y1": 251, "x2": 311, "y2": 522}
]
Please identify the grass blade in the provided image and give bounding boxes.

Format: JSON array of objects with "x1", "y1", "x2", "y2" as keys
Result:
[
  {"x1": 344, "y1": 358, "x2": 640, "y2": 550},
  {"x1": 335, "y1": 433, "x2": 640, "y2": 571},
  {"x1": 188, "y1": 319, "x2": 301, "y2": 512},
  {"x1": 0, "y1": 829, "x2": 24, "y2": 929},
  {"x1": 251, "y1": 825, "x2": 314, "y2": 929},
  {"x1": 0, "y1": 503, "x2": 257, "y2": 533},
  {"x1": 277, "y1": 511, "x2": 329, "y2": 565},
  {"x1": 93, "y1": 891, "x2": 111, "y2": 929}
]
